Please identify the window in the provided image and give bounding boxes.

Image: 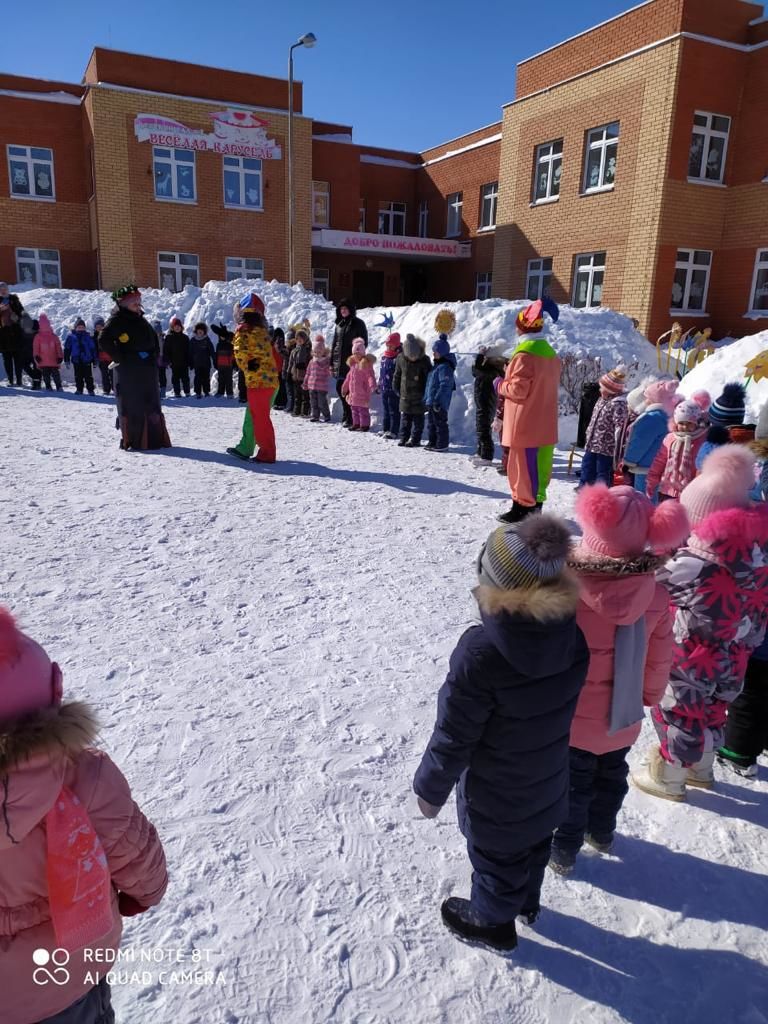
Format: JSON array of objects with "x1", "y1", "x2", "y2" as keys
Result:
[
  {"x1": 359, "y1": 200, "x2": 366, "y2": 233},
  {"x1": 378, "y1": 201, "x2": 406, "y2": 236},
  {"x1": 223, "y1": 156, "x2": 262, "y2": 209},
  {"x1": 688, "y1": 112, "x2": 730, "y2": 184},
  {"x1": 418, "y1": 200, "x2": 429, "y2": 238},
  {"x1": 225, "y1": 257, "x2": 264, "y2": 282},
  {"x1": 526, "y1": 257, "x2": 553, "y2": 301},
  {"x1": 671, "y1": 249, "x2": 711, "y2": 312},
  {"x1": 533, "y1": 141, "x2": 562, "y2": 202},
  {"x1": 153, "y1": 147, "x2": 196, "y2": 202},
  {"x1": 7, "y1": 145, "x2": 55, "y2": 201},
  {"x1": 572, "y1": 252, "x2": 606, "y2": 308},
  {"x1": 479, "y1": 182, "x2": 498, "y2": 229},
  {"x1": 158, "y1": 252, "x2": 199, "y2": 292},
  {"x1": 583, "y1": 123, "x2": 619, "y2": 192},
  {"x1": 748, "y1": 249, "x2": 768, "y2": 315},
  {"x1": 15, "y1": 247, "x2": 60, "y2": 287},
  {"x1": 313, "y1": 268, "x2": 330, "y2": 299},
  {"x1": 475, "y1": 272, "x2": 492, "y2": 300},
  {"x1": 446, "y1": 192, "x2": 463, "y2": 237},
  {"x1": 312, "y1": 181, "x2": 330, "y2": 226}
]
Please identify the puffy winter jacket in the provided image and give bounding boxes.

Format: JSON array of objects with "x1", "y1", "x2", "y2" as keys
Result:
[
  {"x1": 0, "y1": 703, "x2": 167, "y2": 1024},
  {"x1": 303, "y1": 354, "x2": 332, "y2": 392},
  {"x1": 341, "y1": 354, "x2": 377, "y2": 408},
  {"x1": 32, "y1": 315, "x2": 63, "y2": 368},
  {"x1": 379, "y1": 354, "x2": 399, "y2": 394},
  {"x1": 646, "y1": 427, "x2": 707, "y2": 498},
  {"x1": 234, "y1": 324, "x2": 278, "y2": 390},
  {"x1": 99, "y1": 308, "x2": 159, "y2": 366},
  {"x1": 623, "y1": 406, "x2": 669, "y2": 472},
  {"x1": 414, "y1": 577, "x2": 589, "y2": 849},
  {"x1": 64, "y1": 331, "x2": 97, "y2": 365},
  {"x1": 330, "y1": 300, "x2": 368, "y2": 378},
  {"x1": 567, "y1": 550, "x2": 673, "y2": 754},
  {"x1": 393, "y1": 338, "x2": 432, "y2": 415},
  {"x1": 499, "y1": 335, "x2": 561, "y2": 449},
  {"x1": 288, "y1": 340, "x2": 311, "y2": 383},
  {"x1": 424, "y1": 354, "x2": 457, "y2": 411},
  {"x1": 190, "y1": 336, "x2": 215, "y2": 371},
  {"x1": 584, "y1": 394, "x2": 628, "y2": 462},
  {"x1": 163, "y1": 330, "x2": 191, "y2": 369},
  {"x1": 215, "y1": 338, "x2": 234, "y2": 369},
  {"x1": 472, "y1": 352, "x2": 506, "y2": 407}
]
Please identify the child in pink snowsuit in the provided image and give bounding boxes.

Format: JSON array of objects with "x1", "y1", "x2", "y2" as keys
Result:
[
  {"x1": 646, "y1": 392, "x2": 710, "y2": 501},
  {"x1": 341, "y1": 337, "x2": 377, "y2": 431},
  {"x1": 0, "y1": 607, "x2": 168, "y2": 1024}
]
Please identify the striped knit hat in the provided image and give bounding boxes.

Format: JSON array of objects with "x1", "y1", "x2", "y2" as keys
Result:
[
  {"x1": 709, "y1": 383, "x2": 747, "y2": 427},
  {"x1": 477, "y1": 514, "x2": 571, "y2": 591},
  {"x1": 599, "y1": 367, "x2": 626, "y2": 396}
]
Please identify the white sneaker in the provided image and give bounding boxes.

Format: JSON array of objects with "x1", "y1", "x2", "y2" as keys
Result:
[
  {"x1": 631, "y1": 746, "x2": 687, "y2": 802},
  {"x1": 717, "y1": 754, "x2": 758, "y2": 779}
]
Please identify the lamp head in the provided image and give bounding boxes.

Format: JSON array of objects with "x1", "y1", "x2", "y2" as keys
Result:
[{"x1": 298, "y1": 32, "x2": 317, "y2": 47}]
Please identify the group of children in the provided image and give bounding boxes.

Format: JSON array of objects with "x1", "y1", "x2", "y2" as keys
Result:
[{"x1": 415, "y1": 423, "x2": 768, "y2": 951}]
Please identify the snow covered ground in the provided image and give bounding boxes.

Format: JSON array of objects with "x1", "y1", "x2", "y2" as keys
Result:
[{"x1": 2, "y1": 382, "x2": 767, "y2": 1024}]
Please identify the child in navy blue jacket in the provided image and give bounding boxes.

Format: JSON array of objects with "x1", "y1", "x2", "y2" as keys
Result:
[
  {"x1": 64, "y1": 318, "x2": 97, "y2": 395},
  {"x1": 424, "y1": 334, "x2": 457, "y2": 451},
  {"x1": 414, "y1": 514, "x2": 589, "y2": 950}
]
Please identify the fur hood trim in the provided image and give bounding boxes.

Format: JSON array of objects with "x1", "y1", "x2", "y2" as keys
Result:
[
  {"x1": 0, "y1": 702, "x2": 99, "y2": 773},
  {"x1": 568, "y1": 550, "x2": 665, "y2": 576},
  {"x1": 473, "y1": 572, "x2": 580, "y2": 622},
  {"x1": 346, "y1": 353, "x2": 376, "y2": 368},
  {"x1": 750, "y1": 438, "x2": 768, "y2": 460}
]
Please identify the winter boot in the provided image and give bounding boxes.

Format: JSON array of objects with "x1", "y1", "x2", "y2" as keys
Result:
[
  {"x1": 686, "y1": 751, "x2": 715, "y2": 789},
  {"x1": 548, "y1": 845, "x2": 576, "y2": 876},
  {"x1": 585, "y1": 832, "x2": 614, "y2": 855},
  {"x1": 226, "y1": 447, "x2": 250, "y2": 462},
  {"x1": 440, "y1": 898, "x2": 518, "y2": 952},
  {"x1": 716, "y1": 751, "x2": 758, "y2": 779},
  {"x1": 631, "y1": 746, "x2": 687, "y2": 802},
  {"x1": 497, "y1": 502, "x2": 529, "y2": 524}
]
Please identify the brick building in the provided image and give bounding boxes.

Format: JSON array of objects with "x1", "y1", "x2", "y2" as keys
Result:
[
  {"x1": 1, "y1": 0, "x2": 767, "y2": 341},
  {"x1": 492, "y1": 0, "x2": 768, "y2": 340}
]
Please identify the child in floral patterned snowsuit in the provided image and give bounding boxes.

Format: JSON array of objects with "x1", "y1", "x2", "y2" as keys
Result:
[
  {"x1": 579, "y1": 368, "x2": 628, "y2": 487},
  {"x1": 632, "y1": 446, "x2": 768, "y2": 801}
]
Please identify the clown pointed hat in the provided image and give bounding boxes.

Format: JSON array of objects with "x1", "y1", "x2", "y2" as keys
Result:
[{"x1": 516, "y1": 295, "x2": 559, "y2": 332}]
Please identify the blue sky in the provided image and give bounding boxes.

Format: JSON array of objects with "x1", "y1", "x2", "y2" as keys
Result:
[{"x1": 9, "y1": 0, "x2": 639, "y2": 152}]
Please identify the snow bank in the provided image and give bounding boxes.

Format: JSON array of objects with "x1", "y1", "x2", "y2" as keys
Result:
[
  {"x1": 14, "y1": 281, "x2": 655, "y2": 444},
  {"x1": 679, "y1": 329, "x2": 768, "y2": 421}
]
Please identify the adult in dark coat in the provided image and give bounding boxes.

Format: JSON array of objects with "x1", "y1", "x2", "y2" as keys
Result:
[
  {"x1": 19, "y1": 312, "x2": 42, "y2": 389},
  {"x1": 99, "y1": 285, "x2": 171, "y2": 451},
  {"x1": 0, "y1": 283, "x2": 25, "y2": 386},
  {"x1": 414, "y1": 514, "x2": 589, "y2": 950},
  {"x1": 162, "y1": 318, "x2": 191, "y2": 397},
  {"x1": 330, "y1": 298, "x2": 368, "y2": 427}
]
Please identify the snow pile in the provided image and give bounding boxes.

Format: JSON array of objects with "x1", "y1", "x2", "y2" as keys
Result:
[
  {"x1": 15, "y1": 281, "x2": 654, "y2": 445},
  {"x1": 679, "y1": 329, "x2": 768, "y2": 421}
]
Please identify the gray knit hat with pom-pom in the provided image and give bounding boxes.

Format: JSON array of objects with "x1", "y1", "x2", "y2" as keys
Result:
[{"x1": 478, "y1": 514, "x2": 572, "y2": 590}]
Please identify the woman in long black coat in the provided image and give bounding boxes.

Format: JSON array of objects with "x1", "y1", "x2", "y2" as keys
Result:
[
  {"x1": 98, "y1": 285, "x2": 172, "y2": 450},
  {"x1": 330, "y1": 298, "x2": 367, "y2": 427}
]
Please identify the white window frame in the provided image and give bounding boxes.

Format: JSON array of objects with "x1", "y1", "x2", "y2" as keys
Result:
[
  {"x1": 15, "y1": 247, "x2": 61, "y2": 287},
  {"x1": 582, "y1": 123, "x2": 619, "y2": 194},
  {"x1": 525, "y1": 257, "x2": 553, "y2": 301},
  {"x1": 312, "y1": 180, "x2": 330, "y2": 227},
  {"x1": 378, "y1": 201, "x2": 406, "y2": 236},
  {"x1": 158, "y1": 252, "x2": 200, "y2": 292},
  {"x1": 225, "y1": 257, "x2": 264, "y2": 282},
  {"x1": 533, "y1": 141, "x2": 562, "y2": 203},
  {"x1": 312, "y1": 268, "x2": 330, "y2": 299},
  {"x1": 222, "y1": 155, "x2": 262, "y2": 210},
  {"x1": 359, "y1": 200, "x2": 366, "y2": 233},
  {"x1": 7, "y1": 145, "x2": 56, "y2": 202},
  {"x1": 572, "y1": 251, "x2": 606, "y2": 308},
  {"x1": 418, "y1": 200, "x2": 429, "y2": 238},
  {"x1": 479, "y1": 182, "x2": 498, "y2": 230},
  {"x1": 446, "y1": 191, "x2": 463, "y2": 237},
  {"x1": 475, "y1": 272, "x2": 492, "y2": 300},
  {"x1": 670, "y1": 248, "x2": 712, "y2": 314},
  {"x1": 747, "y1": 248, "x2": 768, "y2": 317},
  {"x1": 153, "y1": 146, "x2": 196, "y2": 203},
  {"x1": 688, "y1": 111, "x2": 730, "y2": 186}
]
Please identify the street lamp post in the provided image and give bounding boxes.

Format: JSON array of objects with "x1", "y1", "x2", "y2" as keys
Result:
[{"x1": 288, "y1": 32, "x2": 316, "y2": 286}]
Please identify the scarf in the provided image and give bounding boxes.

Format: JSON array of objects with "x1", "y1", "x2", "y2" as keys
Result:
[
  {"x1": 46, "y1": 787, "x2": 114, "y2": 951},
  {"x1": 610, "y1": 617, "x2": 648, "y2": 734},
  {"x1": 664, "y1": 426, "x2": 706, "y2": 495}
]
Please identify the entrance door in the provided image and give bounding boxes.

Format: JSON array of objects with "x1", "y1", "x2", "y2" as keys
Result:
[
  {"x1": 401, "y1": 264, "x2": 427, "y2": 304},
  {"x1": 353, "y1": 270, "x2": 384, "y2": 308}
]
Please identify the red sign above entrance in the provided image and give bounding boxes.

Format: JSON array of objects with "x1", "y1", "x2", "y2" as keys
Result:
[{"x1": 312, "y1": 229, "x2": 470, "y2": 260}]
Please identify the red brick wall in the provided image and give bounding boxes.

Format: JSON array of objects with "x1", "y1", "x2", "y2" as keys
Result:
[
  {"x1": 680, "y1": 0, "x2": 761, "y2": 44},
  {"x1": 0, "y1": 96, "x2": 93, "y2": 286},
  {"x1": 312, "y1": 141, "x2": 361, "y2": 232},
  {"x1": 0, "y1": 73, "x2": 82, "y2": 98},
  {"x1": 83, "y1": 48, "x2": 302, "y2": 113}
]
